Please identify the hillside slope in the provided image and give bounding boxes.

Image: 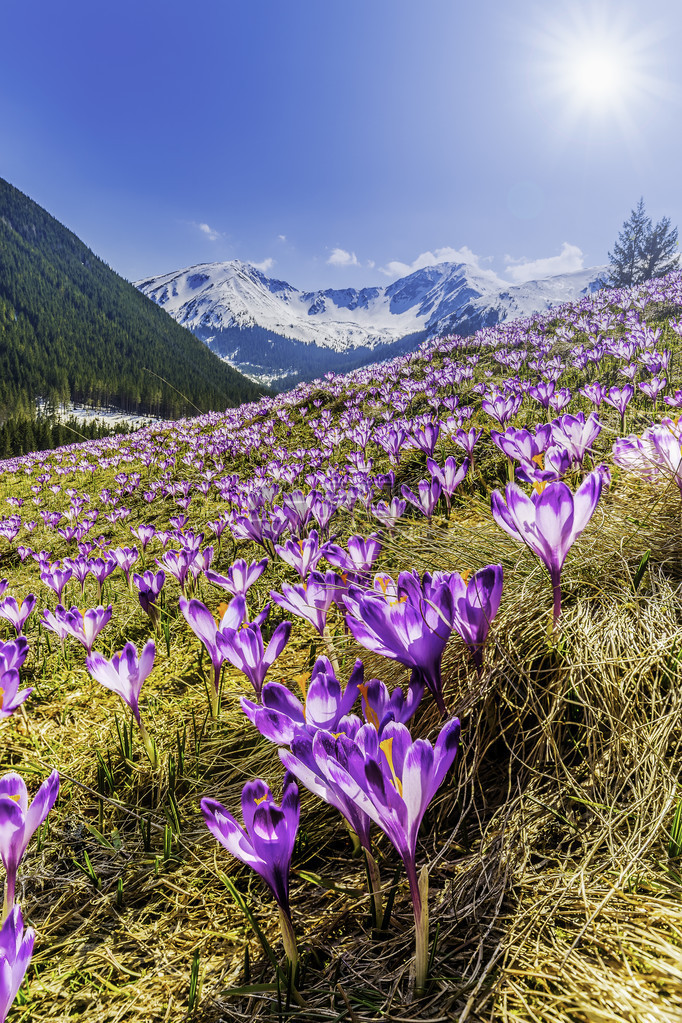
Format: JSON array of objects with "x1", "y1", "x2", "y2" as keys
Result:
[
  {"x1": 1, "y1": 271, "x2": 682, "y2": 1021},
  {"x1": 0, "y1": 178, "x2": 266, "y2": 420}
]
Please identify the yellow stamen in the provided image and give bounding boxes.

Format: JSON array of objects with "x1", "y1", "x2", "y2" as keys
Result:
[
  {"x1": 461, "y1": 569, "x2": 471, "y2": 586},
  {"x1": 358, "y1": 682, "x2": 380, "y2": 730},
  {"x1": 389, "y1": 595, "x2": 408, "y2": 607},
  {"x1": 217, "y1": 602, "x2": 230, "y2": 624},
  {"x1": 293, "y1": 672, "x2": 310, "y2": 719},
  {"x1": 379, "y1": 737, "x2": 403, "y2": 797},
  {"x1": 533, "y1": 480, "x2": 547, "y2": 495},
  {"x1": 532, "y1": 453, "x2": 544, "y2": 468},
  {"x1": 254, "y1": 794, "x2": 268, "y2": 806}
]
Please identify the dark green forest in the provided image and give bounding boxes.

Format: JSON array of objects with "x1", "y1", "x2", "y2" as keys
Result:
[
  {"x1": 0, "y1": 413, "x2": 131, "y2": 459},
  {"x1": 0, "y1": 177, "x2": 266, "y2": 424}
]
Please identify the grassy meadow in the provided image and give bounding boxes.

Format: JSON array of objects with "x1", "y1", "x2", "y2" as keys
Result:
[{"x1": 2, "y1": 275, "x2": 682, "y2": 1023}]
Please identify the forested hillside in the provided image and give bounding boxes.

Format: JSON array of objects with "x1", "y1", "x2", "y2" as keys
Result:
[{"x1": 0, "y1": 178, "x2": 266, "y2": 421}]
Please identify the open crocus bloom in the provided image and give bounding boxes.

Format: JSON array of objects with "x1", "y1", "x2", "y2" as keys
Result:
[
  {"x1": 204, "y1": 556, "x2": 269, "y2": 596},
  {"x1": 284, "y1": 718, "x2": 460, "y2": 993},
  {"x1": 217, "y1": 617, "x2": 291, "y2": 700},
  {"x1": 491, "y1": 469, "x2": 604, "y2": 624},
  {"x1": 60, "y1": 605, "x2": 113, "y2": 654},
  {"x1": 270, "y1": 571, "x2": 340, "y2": 635},
  {"x1": 179, "y1": 595, "x2": 246, "y2": 700},
  {"x1": 86, "y1": 641, "x2": 155, "y2": 725},
  {"x1": 344, "y1": 570, "x2": 453, "y2": 713},
  {"x1": 0, "y1": 595, "x2": 36, "y2": 636},
  {"x1": 241, "y1": 655, "x2": 363, "y2": 744},
  {"x1": 201, "y1": 774, "x2": 300, "y2": 966}
]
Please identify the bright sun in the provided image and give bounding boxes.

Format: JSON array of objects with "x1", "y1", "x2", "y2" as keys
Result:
[
  {"x1": 570, "y1": 49, "x2": 625, "y2": 105},
  {"x1": 531, "y1": 10, "x2": 666, "y2": 129}
]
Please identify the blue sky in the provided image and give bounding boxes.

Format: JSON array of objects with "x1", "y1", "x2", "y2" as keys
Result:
[{"x1": 2, "y1": 0, "x2": 681, "y2": 289}]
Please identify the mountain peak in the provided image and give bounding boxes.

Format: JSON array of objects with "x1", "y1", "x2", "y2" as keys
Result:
[{"x1": 135, "y1": 258, "x2": 606, "y2": 390}]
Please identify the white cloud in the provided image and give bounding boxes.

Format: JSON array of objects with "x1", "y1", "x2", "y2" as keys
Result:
[
  {"x1": 504, "y1": 242, "x2": 584, "y2": 283},
  {"x1": 379, "y1": 245, "x2": 482, "y2": 278},
  {"x1": 327, "y1": 247, "x2": 359, "y2": 267},
  {"x1": 277, "y1": 234, "x2": 287, "y2": 242},
  {"x1": 197, "y1": 222, "x2": 221, "y2": 242},
  {"x1": 251, "y1": 257, "x2": 275, "y2": 273}
]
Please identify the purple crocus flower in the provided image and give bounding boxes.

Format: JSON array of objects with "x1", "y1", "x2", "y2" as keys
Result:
[
  {"x1": 41, "y1": 605, "x2": 73, "y2": 645},
  {"x1": 426, "y1": 456, "x2": 469, "y2": 513},
  {"x1": 324, "y1": 534, "x2": 382, "y2": 579},
  {"x1": 547, "y1": 387, "x2": 572, "y2": 413},
  {"x1": 156, "y1": 550, "x2": 192, "y2": 593},
  {"x1": 491, "y1": 469, "x2": 605, "y2": 625},
  {"x1": 444, "y1": 564, "x2": 503, "y2": 674},
  {"x1": 453, "y1": 427, "x2": 482, "y2": 459},
  {"x1": 217, "y1": 616, "x2": 292, "y2": 700},
  {"x1": 603, "y1": 385, "x2": 634, "y2": 429},
  {"x1": 579, "y1": 381, "x2": 606, "y2": 409},
  {"x1": 639, "y1": 376, "x2": 667, "y2": 403},
  {"x1": 0, "y1": 906, "x2": 35, "y2": 1020},
  {"x1": 87, "y1": 556, "x2": 117, "y2": 601},
  {"x1": 0, "y1": 639, "x2": 28, "y2": 675},
  {"x1": 58, "y1": 605, "x2": 113, "y2": 654},
  {"x1": 179, "y1": 596, "x2": 246, "y2": 715},
  {"x1": 344, "y1": 571, "x2": 454, "y2": 714},
  {"x1": 528, "y1": 380, "x2": 555, "y2": 410},
  {"x1": 0, "y1": 668, "x2": 32, "y2": 720},
  {"x1": 241, "y1": 656, "x2": 363, "y2": 744},
  {"x1": 65, "y1": 556, "x2": 91, "y2": 594},
  {"x1": 133, "y1": 570, "x2": 166, "y2": 630},
  {"x1": 664, "y1": 389, "x2": 682, "y2": 409},
  {"x1": 39, "y1": 563, "x2": 72, "y2": 603},
  {"x1": 358, "y1": 676, "x2": 424, "y2": 730},
  {"x1": 280, "y1": 727, "x2": 374, "y2": 861},
  {"x1": 201, "y1": 774, "x2": 300, "y2": 967},
  {"x1": 550, "y1": 412, "x2": 602, "y2": 467},
  {"x1": 270, "y1": 571, "x2": 340, "y2": 636},
  {"x1": 0, "y1": 595, "x2": 36, "y2": 636},
  {"x1": 86, "y1": 641, "x2": 158, "y2": 766},
  {"x1": 481, "y1": 391, "x2": 522, "y2": 425},
  {"x1": 204, "y1": 557, "x2": 269, "y2": 597},
  {"x1": 130, "y1": 523, "x2": 156, "y2": 550},
  {"x1": 0, "y1": 769, "x2": 59, "y2": 914},
  {"x1": 109, "y1": 546, "x2": 140, "y2": 587},
  {"x1": 288, "y1": 717, "x2": 460, "y2": 993},
  {"x1": 274, "y1": 533, "x2": 328, "y2": 579},
  {"x1": 371, "y1": 497, "x2": 407, "y2": 531},
  {"x1": 410, "y1": 422, "x2": 440, "y2": 457},
  {"x1": 401, "y1": 479, "x2": 442, "y2": 521}
]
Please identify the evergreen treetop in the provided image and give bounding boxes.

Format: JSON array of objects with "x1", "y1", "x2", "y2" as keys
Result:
[{"x1": 607, "y1": 198, "x2": 679, "y2": 288}]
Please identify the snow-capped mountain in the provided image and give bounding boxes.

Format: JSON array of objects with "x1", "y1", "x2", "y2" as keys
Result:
[{"x1": 135, "y1": 259, "x2": 605, "y2": 389}]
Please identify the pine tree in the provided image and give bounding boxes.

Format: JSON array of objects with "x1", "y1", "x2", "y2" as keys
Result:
[
  {"x1": 607, "y1": 199, "x2": 650, "y2": 287},
  {"x1": 607, "y1": 199, "x2": 680, "y2": 287},
  {"x1": 640, "y1": 214, "x2": 679, "y2": 282}
]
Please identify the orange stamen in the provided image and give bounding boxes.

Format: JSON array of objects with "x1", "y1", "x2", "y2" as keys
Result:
[{"x1": 358, "y1": 682, "x2": 380, "y2": 730}]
